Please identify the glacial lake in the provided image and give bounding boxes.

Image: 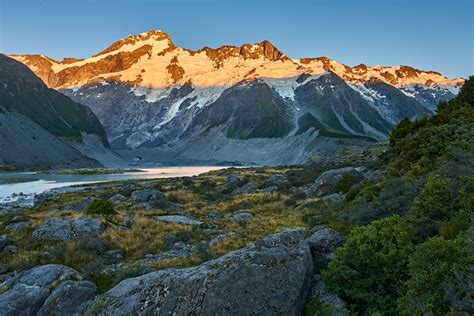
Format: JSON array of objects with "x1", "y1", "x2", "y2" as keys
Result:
[{"x1": 0, "y1": 166, "x2": 228, "y2": 203}]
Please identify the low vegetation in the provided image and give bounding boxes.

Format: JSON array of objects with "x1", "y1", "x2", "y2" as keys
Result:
[{"x1": 0, "y1": 77, "x2": 472, "y2": 314}]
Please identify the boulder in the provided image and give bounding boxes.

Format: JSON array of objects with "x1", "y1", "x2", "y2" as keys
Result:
[
  {"x1": 232, "y1": 182, "x2": 257, "y2": 195},
  {"x1": 262, "y1": 185, "x2": 279, "y2": 193},
  {"x1": 306, "y1": 227, "x2": 346, "y2": 262},
  {"x1": 88, "y1": 229, "x2": 312, "y2": 315},
  {"x1": 32, "y1": 217, "x2": 105, "y2": 241},
  {"x1": 264, "y1": 173, "x2": 291, "y2": 190},
  {"x1": 130, "y1": 189, "x2": 171, "y2": 209},
  {"x1": 0, "y1": 235, "x2": 14, "y2": 252},
  {"x1": 153, "y1": 215, "x2": 203, "y2": 226},
  {"x1": 219, "y1": 175, "x2": 246, "y2": 193},
  {"x1": 37, "y1": 280, "x2": 96, "y2": 316},
  {"x1": 0, "y1": 264, "x2": 82, "y2": 315},
  {"x1": 231, "y1": 211, "x2": 254, "y2": 222},
  {"x1": 109, "y1": 193, "x2": 128, "y2": 204},
  {"x1": 5, "y1": 221, "x2": 32, "y2": 232},
  {"x1": 62, "y1": 196, "x2": 96, "y2": 211},
  {"x1": 306, "y1": 167, "x2": 367, "y2": 198}
]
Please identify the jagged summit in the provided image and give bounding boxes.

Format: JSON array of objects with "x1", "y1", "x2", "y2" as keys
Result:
[{"x1": 10, "y1": 29, "x2": 463, "y2": 90}]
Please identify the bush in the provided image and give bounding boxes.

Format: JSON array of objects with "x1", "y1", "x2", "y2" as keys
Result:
[
  {"x1": 334, "y1": 173, "x2": 357, "y2": 194},
  {"x1": 88, "y1": 199, "x2": 115, "y2": 215},
  {"x1": 409, "y1": 177, "x2": 456, "y2": 220},
  {"x1": 323, "y1": 216, "x2": 413, "y2": 314},
  {"x1": 439, "y1": 213, "x2": 470, "y2": 240},
  {"x1": 303, "y1": 297, "x2": 335, "y2": 316},
  {"x1": 398, "y1": 237, "x2": 472, "y2": 315}
]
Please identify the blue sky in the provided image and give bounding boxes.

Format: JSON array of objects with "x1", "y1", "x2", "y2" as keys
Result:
[{"x1": 1, "y1": 0, "x2": 472, "y2": 78}]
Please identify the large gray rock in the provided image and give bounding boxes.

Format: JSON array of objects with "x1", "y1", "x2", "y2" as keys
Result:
[
  {"x1": 0, "y1": 264, "x2": 82, "y2": 315},
  {"x1": 130, "y1": 189, "x2": 171, "y2": 209},
  {"x1": 5, "y1": 221, "x2": 32, "y2": 232},
  {"x1": 264, "y1": 173, "x2": 291, "y2": 190},
  {"x1": 231, "y1": 211, "x2": 254, "y2": 223},
  {"x1": 62, "y1": 196, "x2": 96, "y2": 211},
  {"x1": 306, "y1": 227, "x2": 346, "y2": 262},
  {"x1": 219, "y1": 174, "x2": 246, "y2": 193},
  {"x1": 153, "y1": 215, "x2": 203, "y2": 226},
  {"x1": 306, "y1": 167, "x2": 367, "y2": 198},
  {"x1": 109, "y1": 193, "x2": 128, "y2": 204},
  {"x1": 231, "y1": 182, "x2": 257, "y2": 196},
  {"x1": 32, "y1": 216, "x2": 105, "y2": 241},
  {"x1": 37, "y1": 280, "x2": 96, "y2": 316},
  {"x1": 89, "y1": 229, "x2": 313, "y2": 315}
]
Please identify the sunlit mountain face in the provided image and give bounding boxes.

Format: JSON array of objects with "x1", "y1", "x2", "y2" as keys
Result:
[{"x1": 11, "y1": 30, "x2": 464, "y2": 165}]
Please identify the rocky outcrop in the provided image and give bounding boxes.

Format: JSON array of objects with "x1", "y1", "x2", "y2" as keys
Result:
[
  {"x1": 5, "y1": 221, "x2": 32, "y2": 232},
  {"x1": 130, "y1": 188, "x2": 174, "y2": 209},
  {"x1": 0, "y1": 264, "x2": 93, "y2": 315},
  {"x1": 306, "y1": 227, "x2": 346, "y2": 262},
  {"x1": 32, "y1": 217, "x2": 105, "y2": 241},
  {"x1": 264, "y1": 173, "x2": 292, "y2": 191},
  {"x1": 88, "y1": 229, "x2": 313, "y2": 315},
  {"x1": 153, "y1": 215, "x2": 203, "y2": 226},
  {"x1": 62, "y1": 196, "x2": 97, "y2": 211},
  {"x1": 37, "y1": 280, "x2": 96, "y2": 316},
  {"x1": 306, "y1": 167, "x2": 367, "y2": 198}
]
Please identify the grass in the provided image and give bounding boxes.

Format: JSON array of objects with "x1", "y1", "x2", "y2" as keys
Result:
[{"x1": 0, "y1": 153, "x2": 384, "y2": 292}]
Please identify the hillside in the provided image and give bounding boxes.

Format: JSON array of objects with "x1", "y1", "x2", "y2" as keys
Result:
[
  {"x1": 0, "y1": 77, "x2": 471, "y2": 314},
  {"x1": 0, "y1": 55, "x2": 110, "y2": 169}
]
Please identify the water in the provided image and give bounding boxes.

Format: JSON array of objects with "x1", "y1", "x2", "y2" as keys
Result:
[{"x1": 0, "y1": 166, "x2": 227, "y2": 203}]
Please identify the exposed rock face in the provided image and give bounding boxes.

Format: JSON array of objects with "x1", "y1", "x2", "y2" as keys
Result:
[
  {"x1": 231, "y1": 211, "x2": 254, "y2": 222},
  {"x1": 153, "y1": 215, "x2": 203, "y2": 226},
  {"x1": 130, "y1": 188, "x2": 172, "y2": 209},
  {"x1": 0, "y1": 264, "x2": 86, "y2": 315},
  {"x1": 89, "y1": 229, "x2": 313, "y2": 315},
  {"x1": 5, "y1": 221, "x2": 32, "y2": 232},
  {"x1": 306, "y1": 167, "x2": 367, "y2": 198},
  {"x1": 0, "y1": 54, "x2": 108, "y2": 169},
  {"x1": 37, "y1": 280, "x2": 96, "y2": 316},
  {"x1": 232, "y1": 182, "x2": 257, "y2": 195},
  {"x1": 306, "y1": 227, "x2": 346, "y2": 262},
  {"x1": 9, "y1": 31, "x2": 462, "y2": 166},
  {"x1": 265, "y1": 173, "x2": 292, "y2": 190},
  {"x1": 62, "y1": 196, "x2": 97, "y2": 211},
  {"x1": 32, "y1": 217, "x2": 105, "y2": 241}
]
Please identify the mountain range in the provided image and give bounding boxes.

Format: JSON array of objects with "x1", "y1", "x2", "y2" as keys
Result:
[{"x1": 9, "y1": 30, "x2": 464, "y2": 165}]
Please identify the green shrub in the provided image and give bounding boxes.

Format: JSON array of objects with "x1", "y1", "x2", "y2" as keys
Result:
[
  {"x1": 334, "y1": 173, "x2": 357, "y2": 194},
  {"x1": 303, "y1": 297, "x2": 336, "y2": 316},
  {"x1": 398, "y1": 237, "x2": 472, "y2": 315},
  {"x1": 439, "y1": 213, "x2": 470, "y2": 240},
  {"x1": 409, "y1": 177, "x2": 456, "y2": 220},
  {"x1": 88, "y1": 199, "x2": 115, "y2": 215},
  {"x1": 323, "y1": 216, "x2": 413, "y2": 314}
]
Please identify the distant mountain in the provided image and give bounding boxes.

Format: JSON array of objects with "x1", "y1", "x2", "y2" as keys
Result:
[
  {"x1": 10, "y1": 30, "x2": 464, "y2": 165},
  {"x1": 0, "y1": 55, "x2": 112, "y2": 169}
]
